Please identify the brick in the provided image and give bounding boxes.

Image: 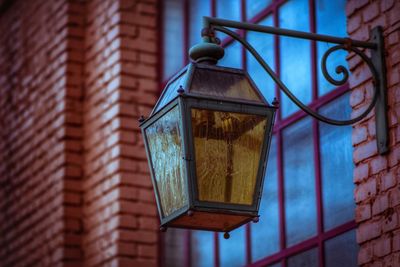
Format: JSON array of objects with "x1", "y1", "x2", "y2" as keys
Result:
[
  {"x1": 388, "y1": 4, "x2": 400, "y2": 25},
  {"x1": 346, "y1": 0, "x2": 369, "y2": 16},
  {"x1": 370, "y1": 156, "x2": 388, "y2": 175},
  {"x1": 389, "y1": 187, "x2": 400, "y2": 207},
  {"x1": 354, "y1": 140, "x2": 378, "y2": 163},
  {"x1": 373, "y1": 237, "x2": 392, "y2": 258},
  {"x1": 381, "y1": 0, "x2": 395, "y2": 12},
  {"x1": 350, "y1": 87, "x2": 365, "y2": 107},
  {"x1": 138, "y1": 217, "x2": 158, "y2": 231},
  {"x1": 354, "y1": 163, "x2": 369, "y2": 183},
  {"x1": 381, "y1": 171, "x2": 397, "y2": 191},
  {"x1": 362, "y1": 2, "x2": 380, "y2": 22},
  {"x1": 348, "y1": 14, "x2": 362, "y2": 34},
  {"x1": 113, "y1": 257, "x2": 157, "y2": 267},
  {"x1": 372, "y1": 195, "x2": 389, "y2": 216},
  {"x1": 357, "y1": 220, "x2": 381, "y2": 243},
  {"x1": 352, "y1": 126, "x2": 368, "y2": 145},
  {"x1": 358, "y1": 244, "x2": 373, "y2": 265},
  {"x1": 138, "y1": 244, "x2": 157, "y2": 258},
  {"x1": 355, "y1": 179, "x2": 377, "y2": 203},
  {"x1": 394, "y1": 231, "x2": 400, "y2": 252},
  {"x1": 382, "y1": 209, "x2": 398, "y2": 233},
  {"x1": 356, "y1": 203, "x2": 372, "y2": 222}
]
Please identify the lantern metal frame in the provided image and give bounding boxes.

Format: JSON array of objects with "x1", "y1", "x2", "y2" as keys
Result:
[{"x1": 140, "y1": 62, "x2": 276, "y2": 234}]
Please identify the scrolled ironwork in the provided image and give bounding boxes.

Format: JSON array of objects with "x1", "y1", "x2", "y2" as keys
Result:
[
  {"x1": 321, "y1": 46, "x2": 349, "y2": 87},
  {"x1": 212, "y1": 25, "x2": 381, "y2": 126}
]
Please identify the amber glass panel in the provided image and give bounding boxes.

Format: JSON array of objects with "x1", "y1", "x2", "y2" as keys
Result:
[
  {"x1": 146, "y1": 106, "x2": 187, "y2": 217},
  {"x1": 191, "y1": 108, "x2": 267, "y2": 205},
  {"x1": 190, "y1": 68, "x2": 263, "y2": 102}
]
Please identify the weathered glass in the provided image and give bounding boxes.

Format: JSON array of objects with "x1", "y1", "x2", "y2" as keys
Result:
[
  {"x1": 247, "y1": 15, "x2": 275, "y2": 103},
  {"x1": 279, "y1": 0, "x2": 311, "y2": 118},
  {"x1": 219, "y1": 226, "x2": 246, "y2": 267},
  {"x1": 189, "y1": 0, "x2": 211, "y2": 48},
  {"x1": 146, "y1": 106, "x2": 187, "y2": 217},
  {"x1": 163, "y1": 0, "x2": 184, "y2": 80},
  {"x1": 324, "y1": 230, "x2": 358, "y2": 267},
  {"x1": 163, "y1": 228, "x2": 186, "y2": 267},
  {"x1": 191, "y1": 231, "x2": 214, "y2": 267},
  {"x1": 251, "y1": 136, "x2": 279, "y2": 260},
  {"x1": 218, "y1": 41, "x2": 242, "y2": 69},
  {"x1": 283, "y1": 117, "x2": 316, "y2": 246},
  {"x1": 246, "y1": 0, "x2": 273, "y2": 21},
  {"x1": 319, "y1": 94, "x2": 354, "y2": 230},
  {"x1": 287, "y1": 247, "x2": 318, "y2": 267},
  {"x1": 190, "y1": 68, "x2": 263, "y2": 103},
  {"x1": 191, "y1": 108, "x2": 267, "y2": 204},
  {"x1": 316, "y1": 0, "x2": 347, "y2": 96}
]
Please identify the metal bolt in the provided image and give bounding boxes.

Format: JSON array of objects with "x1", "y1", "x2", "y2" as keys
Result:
[
  {"x1": 138, "y1": 115, "x2": 145, "y2": 123},
  {"x1": 160, "y1": 226, "x2": 167, "y2": 232},
  {"x1": 272, "y1": 97, "x2": 279, "y2": 107},
  {"x1": 223, "y1": 232, "x2": 230, "y2": 239},
  {"x1": 252, "y1": 217, "x2": 259, "y2": 223},
  {"x1": 187, "y1": 210, "x2": 194, "y2": 217},
  {"x1": 177, "y1": 85, "x2": 185, "y2": 94}
]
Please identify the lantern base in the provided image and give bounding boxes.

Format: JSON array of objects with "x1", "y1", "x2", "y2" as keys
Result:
[{"x1": 162, "y1": 210, "x2": 256, "y2": 232}]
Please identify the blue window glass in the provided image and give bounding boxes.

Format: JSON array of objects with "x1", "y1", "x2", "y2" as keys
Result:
[
  {"x1": 325, "y1": 230, "x2": 358, "y2": 267},
  {"x1": 283, "y1": 117, "x2": 316, "y2": 247},
  {"x1": 218, "y1": 41, "x2": 242, "y2": 69},
  {"x1": 163, "y1": 229, "x2": 186, "y2": 267},
  {"x1": 246, "y1": 15, "x2": 276, "y2": 103},
  {"x1": 251, "y1": 136, "x2": 279, "y2": 261},
  {"x1": 279, "y1": 1, "x2": 311, "y2": 118},
  {"x1": 246, "y1": 0, "x2": 273, "y2": 21},
  {"x1": 216, "y1": 0, "x2": 241, "y2": 21},
  {"x1": 287, "y1": 247, "x2": 318, "y2": 267},
  {"x1": 319, "y1": 93, "x2": 354, "y2": 230},
  {"x1": 316, "y1": 0, "x2": 348, "y2": 96},
  {"x1": 163, "y1": 0, "x2": 184, "y2": 80},
  {"x1": 189, "y1": 0, "x2": 211, "y2": 48},
  {"x1": 219, "y1": 227, "x2": 246, "y2": 267},
  {"x1": 268, "y1": 263, "x2": 282, "y2": 267},
  {"x1": 191, "y1": 231, "x2": 214, "y2": 267}
]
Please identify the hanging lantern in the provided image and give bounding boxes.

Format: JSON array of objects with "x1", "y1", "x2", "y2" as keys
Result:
[{"x1": 139, "y1": 42, "x2": 276, "y2": 237}]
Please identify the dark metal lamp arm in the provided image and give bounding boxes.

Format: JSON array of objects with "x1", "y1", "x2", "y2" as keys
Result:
[{"x1": 190, "y1": 16, "x2": 388, "y2": 154}]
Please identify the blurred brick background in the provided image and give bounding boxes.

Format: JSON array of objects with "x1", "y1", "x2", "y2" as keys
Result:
[{"x1": 0, "y1": 0, "x2": 159, "y2": 266}]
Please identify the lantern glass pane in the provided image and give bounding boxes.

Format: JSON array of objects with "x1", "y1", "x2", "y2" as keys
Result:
[
  {"x1": 145, "y1": 105, "x2": 187, "y2": 217},
  {"x1": 191, "y1": 108, "x2": 267, "y2": 204},
  {"x1": 190, "y1": 68, "x2": 263, "y2": 103}
]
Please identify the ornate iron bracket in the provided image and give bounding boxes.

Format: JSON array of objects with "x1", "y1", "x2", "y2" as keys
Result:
[{"x1": 190, "y1": 17, "x2": 389, "y2": 155}]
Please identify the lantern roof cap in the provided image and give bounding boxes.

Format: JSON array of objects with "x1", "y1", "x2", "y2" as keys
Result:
[{"x1": 151, "y1": 63, "x2": 270, "y2": 115}]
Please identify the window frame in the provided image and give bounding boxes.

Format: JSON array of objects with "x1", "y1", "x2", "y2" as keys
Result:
[{"x1": 159, "y1": 0, "x2": 356, "y2": 266}]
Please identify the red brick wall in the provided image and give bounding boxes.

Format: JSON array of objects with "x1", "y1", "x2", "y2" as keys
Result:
[
  {"x1": 82, "y1": 0, "x2": 159, "y2": 266},
  {"x1": 348, "y1": 0, "x2": 400, "y2": 266},
  {"x1": 0, "y1": 0, "x2": 159, "y2": 266},
  {"x1": 0, "y1": 0, "x2": 85, "y2": 266}
]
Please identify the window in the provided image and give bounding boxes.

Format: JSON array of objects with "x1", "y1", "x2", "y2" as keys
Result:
[{"x1": 161, "y1": 0, "x2": 357, "y2": 266}]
